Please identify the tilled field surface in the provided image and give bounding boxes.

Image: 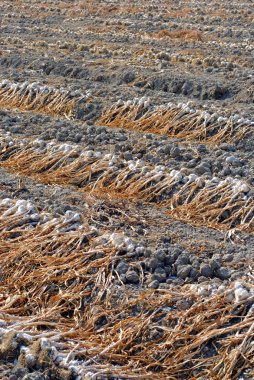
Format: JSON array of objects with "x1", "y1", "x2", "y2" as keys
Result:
[{"x1": 0, "y1": 0, "x2": 254, "y2": 379}]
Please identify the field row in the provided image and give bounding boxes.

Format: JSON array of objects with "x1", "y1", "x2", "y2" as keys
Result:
[
  {"x1": 0, "y1": 80, "x2": 89, "y2": 118},
  {"x1": 0, "y1": 133, "x2": 253, "y2": 232},
  {"x1": 0, "y1": 80, "x2": 253, "y2": 148},
  {"x1": 0, "y1": 196, "x2": 254, "y2": 379},
  {"x1": 0, "y1": 0, "x2": 253, "y2": 378},
  {"x1": 100, "y1": 98, "x2": 253, "y2": 144}
]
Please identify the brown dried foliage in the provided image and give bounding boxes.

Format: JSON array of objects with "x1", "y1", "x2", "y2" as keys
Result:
[
  {"x1": 0, "y1": 139, "x2": 253, "y2": 233},
  {"x1": 0, "y1": 83, "x2": 83, "y2": 118},
  {"x1": 0, "y1": 204, "x2": 254, "y2": 378},
  {"x1": 100, "y1": 102, "x2": 250, "y2": 145}
]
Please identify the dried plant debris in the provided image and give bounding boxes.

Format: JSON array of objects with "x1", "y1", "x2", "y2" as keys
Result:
[
  {"x1": 1, "y1": 257, "x2": 254, "y2": 379},
  {"x1": 100, "y1": 98, "x2": 253, "y2": 144},
  {"x1": 0, "y1": 196, "x2": 253, "y2": 379},
  {"x1": 0, "y1": 133, "x2": 253, "y2": 232},
  {"x1": 0, "y1": 80, "x2": 89, "y2": 118},
  {"x1": 0, "y1": 0, "x2": 253, "y2": 378}
]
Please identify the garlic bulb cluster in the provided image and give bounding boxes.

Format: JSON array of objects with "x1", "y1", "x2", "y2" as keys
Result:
[
  {"x1": 176, "y1": 102, "x2": 253, "y2": 128},
  {"x1": 109, "y1": 232, "x2": 137, "y2": 251},
  {"x1": 93, "y1": 232, "x2": 144, "y2": 254},
  {"x1": 0, "y1": 79, "x2": 88, "y2": 100},
  {"x1": 0, "y1": 197, "x2": 82, "y2": 233},
  {"x1": 106, "y1": 97, "x2": 253, "y2": 132},
  {"x1": 194, "y1": 281, "x2": 253, "y2": 305},
  {"x1": 234, "y1": 282, "x2": 250, "y2": 303},
  {"x1": 0, "y1": 198, "x2": 36, "y2": 218}
]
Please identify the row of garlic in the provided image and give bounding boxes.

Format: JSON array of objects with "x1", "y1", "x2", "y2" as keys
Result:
[
  {"x1": 0, "y1": 326, "x2": 92, "y2": 379},
  {"x1": 0, "y1": 79, "x2": 88, "y2": 99},
  {"x1": 0, "y1": 198, "x2": 81, "y2": 232},
  {"x1": 208, "y1": 38, "x2": 254, "y2": 53},
  {"x1": 194, "y1": 281, "x2": 253, "y2": 303},
  {"x1": 0, "y1": 131, "x2": 252, "y2": 199},
  {"x1": 0, "y1": 279, "x2": 252, "y2": 378},
  {"x1": 114, "y1": 97, "x2": 253, "y2": 128}
]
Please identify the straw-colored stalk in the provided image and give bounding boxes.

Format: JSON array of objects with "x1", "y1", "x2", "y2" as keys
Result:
[
  {"x1": 0, "y1": 80, "x2": 86, "y2": 117},
  {"x1": 0, "y1": 138, "x2": 253, "y2": 233},
  {"x1": 0, "y1": 202, "x2": 254, "y2": 378},
  {"x1": 100, "y1": 100, "x2": 251, "y2": 144}
]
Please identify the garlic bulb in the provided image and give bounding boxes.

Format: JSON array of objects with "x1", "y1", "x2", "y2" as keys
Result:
[
  {"x1": 234, "y1": 282, "x2": 249, "y2": 303},
  {"x1": 0, "y1": 198, "x2": 13, "y2": 207}
]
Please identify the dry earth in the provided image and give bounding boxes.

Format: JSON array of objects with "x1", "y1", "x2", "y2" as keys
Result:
[{"x1": 0, "y1": 0, "x2": 253, "y2": 379}]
